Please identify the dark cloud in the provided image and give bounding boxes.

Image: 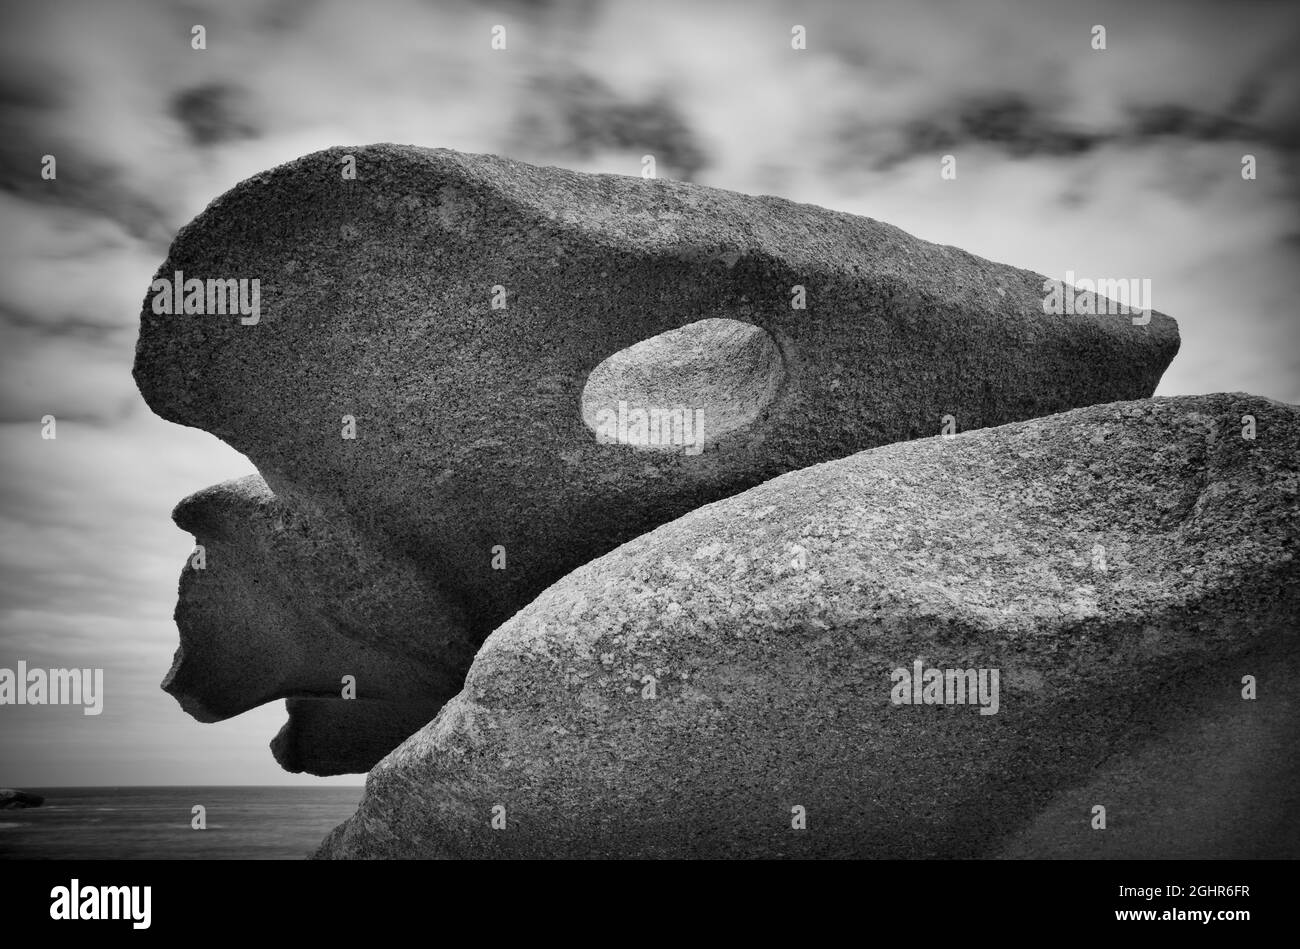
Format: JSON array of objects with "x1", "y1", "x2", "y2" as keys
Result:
[
  {"x1": 513, "y1": 72, "x2": 709, "y2": 179},
  {"x1": 1124, "y1": 76, "x2": 1271, "y2": 144},
  {"x1": 1130, "y1": 103, "x2": 1239, "y2": 140},
  {"x1": 255, "y1": 0, "x2": 324, "y2": 34},
  {"x1": 954, "y1": 94, "x2": 1099, "y2": 156},
  {"x1": 0, "y1": 141, "x2": 176, "y2": 245},
  {"x1": 170, "y1": 82, "x2": 260, "y2": 147},
  {"x1": 0, "y1": 305, "x2": 124, "y2": 338},
  {"x1": 850, "y1": 80, "x2": 1297, "y2": 176},
  {"x1": 0, "y1": 72, "x2": 64, "y2": 112},
  {"x1": 845, "y1": 92, "x2": 1103, "y2": 173}
]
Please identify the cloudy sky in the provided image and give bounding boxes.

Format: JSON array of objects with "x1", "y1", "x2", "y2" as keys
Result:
[{"x1": 1, "y1": 0, "x2": 1297, "y2": 786}]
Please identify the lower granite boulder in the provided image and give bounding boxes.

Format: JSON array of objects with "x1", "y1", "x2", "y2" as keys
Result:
[
  {"x1": 316, "y1": 393, "x2": 1299, "y2": 858},
  {"x1": 992, "y1": 646, "x2": 1300, "y2": 858}
]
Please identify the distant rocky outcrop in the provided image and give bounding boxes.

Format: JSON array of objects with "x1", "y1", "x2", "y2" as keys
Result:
[
  {"x1": 316, "y1": 394, "x2": 1298, "y2": 858},
  {"x1": 134, "y1": 145, "x2": 1178, "y2": 774},
  {"x1": 0, "y1": 788, "x2": 44, "y2": 809}
]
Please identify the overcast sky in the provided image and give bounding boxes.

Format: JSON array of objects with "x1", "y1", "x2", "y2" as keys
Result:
[{"x1": 1, "y1": 0, "x2": 1297, "y2": 786}]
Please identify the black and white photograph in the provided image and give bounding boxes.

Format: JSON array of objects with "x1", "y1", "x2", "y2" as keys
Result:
[{"x1": 1, "y1": 0, "x2": 1296, "y2": 932}]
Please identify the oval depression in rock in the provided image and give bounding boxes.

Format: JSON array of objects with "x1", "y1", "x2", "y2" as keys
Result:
[{"x1": 580, "y1": 318, "x2": 784, "y2": 452}]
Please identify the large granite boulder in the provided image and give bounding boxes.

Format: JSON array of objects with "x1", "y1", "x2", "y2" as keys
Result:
[
  {"x1": 134, "y1": 145, "x2": 1178, "y2": 774},
  {"x1": 316, "y1": 393, "x2": 1298, "y2": 858}
]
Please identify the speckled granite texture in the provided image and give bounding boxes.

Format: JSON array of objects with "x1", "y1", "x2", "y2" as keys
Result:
[
  {"x1": 134, "y1": 145, "x2": 1179, "y2": 774},
  {"x1": 316, "y1": 394, "x2": 1297, "y2": 858}
]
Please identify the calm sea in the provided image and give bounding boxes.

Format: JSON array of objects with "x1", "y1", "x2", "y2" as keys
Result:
[{"x1": 0, "y1": 786, "x2": 364, "y2": 860}]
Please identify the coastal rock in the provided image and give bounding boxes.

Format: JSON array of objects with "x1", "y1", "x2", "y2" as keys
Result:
[
  {"x1": 134, "y1": 145, "x2": 1179, "y2": 773},
  {"x1": 316, "y1": 394, "x2": 1298, "y2": 858},
  {"x1": 163, "y1": 474, "x2": 475, "y2": 775},
  {"x1": 0, "y1": 789, "x2": 44, "y2": 809}
]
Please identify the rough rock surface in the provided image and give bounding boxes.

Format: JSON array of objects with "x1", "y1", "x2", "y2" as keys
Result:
[
  {"x1": 134, "y1": 145, "x2": 1178, "y2": 774},
  {"x1": 992, "y1": 648, "x2": 1300, "y2": 858},
  {"x1": 164, "y1": 474, "x2": 471, "y2": 773},
  {"x1": 316, "y1": 394, "x2": 1297, "y2": 858},
  {"x1": 0, "y1": 789, "x2": 44, "y2": 809}
]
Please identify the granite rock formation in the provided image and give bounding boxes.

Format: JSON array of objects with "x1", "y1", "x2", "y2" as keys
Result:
[
  {"x1": 134, "y1": 145, "x2": 1179, "y2": 774},
  {"x1": 316, "y1": 394, "x2": 1297, "y2": 858}
]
